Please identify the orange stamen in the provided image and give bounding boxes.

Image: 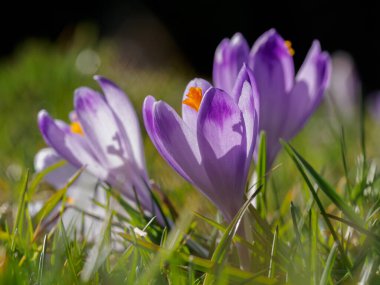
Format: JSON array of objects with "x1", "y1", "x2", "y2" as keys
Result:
[
  {"x1": 182, "y1": 87, "x2": 203, "y2": 111},
  {"x1": 67, "y1": 196, "x2": 74, "y2": 204},
  {"x1": 70, "y1": 121, "x2": 84, "y2": 136},
  {"x1": 284, "y1": 40, "x2": 295, "y2": 56}
]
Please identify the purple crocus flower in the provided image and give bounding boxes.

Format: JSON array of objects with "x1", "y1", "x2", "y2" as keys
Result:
[
  {"x1": 38, "y1": 76, "x2": 158, "y2": 220},
  {"x1": 143, "y1": 66, "x2": 259, "y2": 221},
  {"x1": 213, "y1": 29, "x2": 331, "y2": 167}
]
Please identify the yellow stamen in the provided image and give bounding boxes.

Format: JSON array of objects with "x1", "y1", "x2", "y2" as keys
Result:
[
  {"x1": 182, "y1": 87, "x2": 203, "y2": 112},
  {"x1": 67, "y1": 196, "x2": 74, "y2": 204},
  {"x1": 284, "y1": 40, "x2": 295, "y2": 56},
  {"x1": 70, "y1": 121, "x2": 84, "y2": 136}
]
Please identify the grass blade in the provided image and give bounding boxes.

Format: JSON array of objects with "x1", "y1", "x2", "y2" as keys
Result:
[
  {"x1": 326, "y1": 213, "x2": 380, "y2": 242},
  {"x1": 81, "y1": 212, "x2": 112, "y2": 282},
  {"x1": 340, "y1": 127, "x2": 351, "y2": 194},
  {"x1": 290, "y1": 202, "x2": 306, "y2": 265},
  {"x1": 268, "y1": 225, "x2": 278, "y2": 278},
  {"x1": 59, "y1": 220, "x2": 79, "y2": 284},
  {"x1": 11, "y1": 170, "x2": 29, "y2": 252},
  {"x1": 203, "y1": 186, "x2": 262, "y2": 285},
  {"x1": 281, "y1": 140, "x2": 363, "y2": 226},
  {"x1": 135, "y1": 207, "x2": 194, "y2": 285},
  {"x1": 119, "y1": 231, "x2": 276, "y2": 284},
  {"x1": 256, "y1": 131, "x2": 267, "y2": 215},
  {"x1": 29, "y1": 160, "x2": 66, "y2": 196},
  {"x1": 282, "y1": 141, "x2": 353, "y2": 274},
  {"x1": 319, "y1": 243, "x2": 338, "y2": 285},
  {"x1": 37, "y1": 234, "x2": 47, "y2": 285}
]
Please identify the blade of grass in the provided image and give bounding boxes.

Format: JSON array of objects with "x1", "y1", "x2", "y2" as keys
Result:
[
  {"x1": 340, "y1": 127, "x2": 351, "y2": 195},
  {"x1": 310, "y1": 208, "x2": 318, "y2": 285},
  {"x1": 268, "y1": 226, "x2": 278, "y2": 278},
  {"x1": 37, "y1": 234, "x2": 47, "y2": 285},
  {"x1": 359, "y1": 91, "x2": 366, "y2": 164},
  {"x1": 59, "y1": 220, "x2": 79, "y2": 284},
  {"x1": 326, "y1": 213, "x2": 380, "y2": 242},
  {"x1": 106, "y1": 186, "x2": 146, "y2": 224},
  {"x1": 282, "y1": 141, "x2": 353, "y2": 274},
  {"x1": 290, "y1": 202, "x2": 306, "y2": 265},
  {"x1": 119, "y1": 232, "x2": 276, "y2": 284},
  {"x1": 193, "y1": 212, "x2": 254, "y2": 251},
  {"x1": 135, "y1": 207, "x2": 194, "y2": 285},
  {"x1": 203, "y1": 186, "x2": 262, "y2": 285},
  {"x1": 256, "y1": 131, "x2": 267, "y2": 216},
  {"x1": 29, "y1": 160, "x2": 66, "y2": 196},
  {"x1": 81, "y1": 212, "x2": 112, "y2": 282},
  {"x1": 33, "y1": 188, "x2": 67, "y2": 226},
  {"x1": 319, "y1": 243, "x2": 338, "y2": 285},
  {"x1": 282, "y1": 141, "x2": 363, "y2": 226},
  {"x1": 11, "y1": 170, "x2": 29, "y2": 252}
]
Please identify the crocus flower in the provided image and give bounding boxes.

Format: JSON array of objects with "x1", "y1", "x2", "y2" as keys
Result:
[
  {"x1": 328, "y1": 51, "x2": 361, "y2": 120},
  {"x1": 38, "y1": 76, "x2": 159, "y2": 221},
  {"x1": 143, "y1": 66, "x2": 259, "y2": 221},
  {"x1": 34, "y1": 147, "x2": 106, "y2": 239},
  {"x1": 213, "y1": 29, "x2": 331, "y2": 167}
]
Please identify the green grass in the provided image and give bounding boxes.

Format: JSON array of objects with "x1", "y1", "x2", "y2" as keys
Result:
[{"x1": 2, "y1": 24, "x2": 380, "y2": 284}]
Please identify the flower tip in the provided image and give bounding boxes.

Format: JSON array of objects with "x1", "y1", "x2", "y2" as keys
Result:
[
  {"x1": 267, "y1": 27, "x2": 277, "y2": 35},
  {"x1": 37, "y1": 109, "x2": 49, "y2": 125},
  {"x1": 93, "y1": 74, "x2": 110, "y2": 85},
  {"x1": 93, "y1": 74, "x2": 101, "y2": 81},
  {"x1": 37, "y1": 110, "x2": 53, "y2": 141},
  {"x1": 74, "y1": 87, "x2": 98, "y2": 111},
  {"x1": 74, "y1": 86, "x2": 94, "y2": 100},
  {"x1": 94, "y1": 75, "x2": 120, "y2": 93},
  {"x1": 145, "y1": 94, "x2": 156, "y2": 101},
  {"x1": 311, "y1": 40, "x2": 322, "y2": 52},
  {"x1": 38, "y1": 109, "x2": 48, "y2": 118},
  {"x1": 143, "y1": 95, "x2": 158, "y2": 114},
  {"x1": 231, "y1": 32, "x2": 245, "y2": 43}
]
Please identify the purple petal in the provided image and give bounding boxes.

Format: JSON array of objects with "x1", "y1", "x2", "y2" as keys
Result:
[
  {"x1": 144, "y1": 96, "x2": 192, "y2": 182},
  {"x1": 197, "y1": 88, "x2": 247, "y2": 219},
  {"x1": 38, "y1": 110, "x2": 107, "y2": 179},
  {"x1": 143, "y1": 96, "x2": 212, "y2": 191},
  {"x1": 249, "y1": 29, "x2": 295, "y2": 166},
  {"x1": 95, "y1": 76, "x2": 148, "y2": 177},
  {"x1": 181, "y1": 78, "x2": 212, "y2": 132},
  {"x1": 284, "y1": 41, "x2": 331, "y2": 139},
  {"x1": 34, "y1": 148, "x2": 78, "y2": 189},
  {"x1": 233, "y1": 66, "x2": 259, "y2": 169},
  {"x1": 74, "y1": 87, "x2": 133, "y2": 169},
  {"x1": 213, "y1": 33, "x2": 250, "y2": 94}
]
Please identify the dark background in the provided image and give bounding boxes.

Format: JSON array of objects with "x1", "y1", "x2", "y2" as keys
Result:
[{"x1": 2, "y1": 0, "x2": 380, "y2": 93}]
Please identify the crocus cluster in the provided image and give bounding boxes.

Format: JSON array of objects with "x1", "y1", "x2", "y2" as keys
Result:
[
  {"x1": 213, "y1": 29, "x2": 331, "y2": 166},
  {"x1": 36, "y1": 28, "x2": 331, "y2": 226}
]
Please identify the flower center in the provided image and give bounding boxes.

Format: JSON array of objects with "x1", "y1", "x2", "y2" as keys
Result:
[
  {"x1": 70, "y1": 121, "x2": 84, "y2": 136},
  {"x1": 284, "y1": 40, "x2": 295, "y2": 56},
  {"x1": 182, "y1": 87, "x2": 203, "y2": 111}
]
